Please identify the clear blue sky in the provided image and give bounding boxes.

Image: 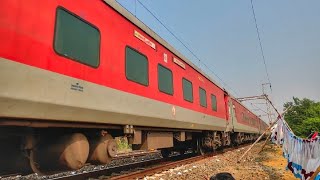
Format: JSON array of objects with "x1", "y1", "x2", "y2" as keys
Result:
[{"x1": 116, "y1": 0, "x2": 320, "y2": 117}]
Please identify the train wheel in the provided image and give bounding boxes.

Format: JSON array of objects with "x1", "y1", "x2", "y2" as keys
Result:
[
  {"x1": 35, "y1": 133, "x2": 90, "y2": 171},
  {"x1": 59, "y1": 133, "x2": 89, "y2": 170},
  {"x1": 29, "y1": 149, "x2": 42, "y2": 175},
  {"x1": 89, "y1": 133, "x2": 117, "y2": 164}
]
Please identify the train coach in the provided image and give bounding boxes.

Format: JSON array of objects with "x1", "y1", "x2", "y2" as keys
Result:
[{"x1": 0, "y1": 0, "x2": 268, "y2": 174}]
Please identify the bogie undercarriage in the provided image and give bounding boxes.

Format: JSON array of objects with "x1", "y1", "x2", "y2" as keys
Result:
[{"x1": 0, "y1": 122, "x2": 259, "y2": 176}]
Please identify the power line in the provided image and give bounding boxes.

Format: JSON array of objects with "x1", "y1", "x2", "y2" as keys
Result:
[
  {"x1": 135, "y1": 0, "x2": 241, "y2": 97},
  {"x1": 250, "y1": 102, "x2": 268, "y2": 114},
  {"x1": 250, "y1": 0, "x2": 272, "y2": 90}
]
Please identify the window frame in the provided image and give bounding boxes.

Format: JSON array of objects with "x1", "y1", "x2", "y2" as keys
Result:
[
  {"x1": 199, "y1": 87, "x2": 207, "y2": 108},
  {"x1": 182, "y1": 77, "x2": 193, "y2": 103},
  {"x1": 53, "y1": 6, "x2": 101, "y2": 68},
  {"x1": 157, "y1": 64, "x2": 174, "y2": 95},
  {"x1": 125, "y1": 46, "x2": 149, "y2": 86},
  {"x1": 211, "y1": 94, "x2": 217, "y2": 111}
]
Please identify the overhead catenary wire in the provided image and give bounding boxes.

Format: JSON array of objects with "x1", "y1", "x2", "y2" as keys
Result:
[
  {"x1": 250, "y1": 102, "x2": 269, "y2": 114},
  {"x1": 250, "y1": 0, "x2": 272, "y2": 91},
  {"x1": 134, "y1": 0, "x2": 241, "y2": 97},
  {"x1": 134, "y1": 0, "x2": 278, "y2": 123}
]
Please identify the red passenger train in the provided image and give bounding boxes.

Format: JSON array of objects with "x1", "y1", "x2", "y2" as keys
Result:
[{"x1": 0, "y1": 0, "x2": 268, "y2": 174}]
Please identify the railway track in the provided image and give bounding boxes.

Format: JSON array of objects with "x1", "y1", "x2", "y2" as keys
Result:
[
  {"x1": 109, "y1": 154, "x2": 208, "y2": 180},
  {"x1": 0, "y1": 150, "x2": 162, "y2": 180},
  {"x1": 109, "y1": 144, "x2": 248, "y2": 180},
  {"x1": 1, "y1": 144, "x2": 251, "y2": 180}
]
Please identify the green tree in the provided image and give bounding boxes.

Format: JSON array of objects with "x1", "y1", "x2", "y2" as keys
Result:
[{"x1": 283, "y1": 97, "x2": 320, "y2": 138}]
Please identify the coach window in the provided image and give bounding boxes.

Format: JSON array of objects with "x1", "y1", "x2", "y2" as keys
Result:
[
  {"x1": 54, "y1": 7, "x2": 100, "y2": 68},
  {"x1": 182, "y1": 78, "x2": 193, "y2": 102},
  {"x1": 158, "y1": 64, "x2": 173, "y2": 95},
  {"x1": 211, "y1": 94, "x2": 217, "y2": 111},
  {"x1": 199, "y1": 87, "x2": 207, "y2": 108},
  {"x1": 125, "y1": 46, "x2": 149, "y2": 86}
]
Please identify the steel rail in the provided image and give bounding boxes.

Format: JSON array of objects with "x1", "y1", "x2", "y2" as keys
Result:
[{"x1": 109, "y1": 144, "x2": 250, "y2": 180}]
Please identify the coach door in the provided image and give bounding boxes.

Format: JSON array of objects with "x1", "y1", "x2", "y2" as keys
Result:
[{"x1": 224, "y1": 93, "x2": 234, "y2": 132}]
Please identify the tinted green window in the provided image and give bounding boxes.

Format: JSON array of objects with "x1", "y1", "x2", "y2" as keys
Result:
[
  {"x1": 199, "y1": 87, "x2": 207, "y2": 107},
  {"x1": 54, "y1": 8, "x2": 100, "y2": 67},
  {"x1": 211, "y1": 94, "x2": 217, "y2": 111},
  {"x1": 125, "y1": 46, "x2": 149, "y2": 86},
  {"x1": 182, "y1": 78, "x2": 193, "y2": 102},
  {"x1": 158, "y1": 64, "x2": 173, "y2": 95}
]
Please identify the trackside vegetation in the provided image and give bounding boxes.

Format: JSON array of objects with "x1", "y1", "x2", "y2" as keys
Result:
[{"x1": 284, "y1": 97, "x2": 320, "y2": 138}]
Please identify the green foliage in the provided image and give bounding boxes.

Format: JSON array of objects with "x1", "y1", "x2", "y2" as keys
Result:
[
  {"x1": 116, "y1": 137, "x2": 132, "y2": 153},
  {"x1": 284, "y1": 97, "x2": 320, "y2": 138}
]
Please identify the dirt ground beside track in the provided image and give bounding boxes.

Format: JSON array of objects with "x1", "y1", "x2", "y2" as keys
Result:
[{"x1": 144, "y1": 142, "x2": 297, "y2": 180}]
